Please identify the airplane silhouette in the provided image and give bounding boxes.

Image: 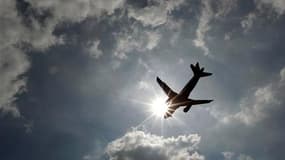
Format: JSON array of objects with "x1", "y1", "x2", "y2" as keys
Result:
[{"x1": 157, "y1": 62, "x2": 213, "y2": 119}]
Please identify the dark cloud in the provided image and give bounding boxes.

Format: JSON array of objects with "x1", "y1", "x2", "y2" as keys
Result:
[
  {"x1": 1, "y1": 0, "x2": 285, "y2": 160},
  {"x1": 0, "y1": 0, "x2": 126, "y2": 116}
]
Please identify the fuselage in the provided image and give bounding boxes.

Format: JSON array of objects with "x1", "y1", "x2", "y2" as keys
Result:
[
  {"x1": 164, "y1": 95, "x2": 192, "y2": 118},
  {"x1": 166, "y1": 75, "x2": 200, "y2": 108},
  {"x1": 167, "y1": 95, "x2": 193, "y2": 111},
  {"x1": 158, "y1": 62, "x2": 213, "y2": 119}
]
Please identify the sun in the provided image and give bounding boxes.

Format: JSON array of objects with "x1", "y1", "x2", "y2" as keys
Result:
[{"x1": 150, "y1": 97, "x2": 169, "y2": 117}]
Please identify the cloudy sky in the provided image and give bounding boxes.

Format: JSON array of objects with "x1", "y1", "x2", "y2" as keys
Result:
[{"x1": 1, "y1": 0, "x2": 285, "y2": 159}]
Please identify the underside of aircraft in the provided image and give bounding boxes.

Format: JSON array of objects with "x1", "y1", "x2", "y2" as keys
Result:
[{"x1": 156, "y1": 62, "x2": 213, "y2": 119}]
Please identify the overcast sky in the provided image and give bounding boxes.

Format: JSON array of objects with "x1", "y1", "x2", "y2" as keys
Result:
[{"x1": 1, "y1": 0, "x2": 285, "y2": 160}]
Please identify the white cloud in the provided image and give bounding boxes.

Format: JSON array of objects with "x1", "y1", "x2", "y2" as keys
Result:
[
  {"x1": 224, "y1": 33, "x2": 231, "y2": 41},
  {"x1": 128, "y1": 0, "x2": 184, "y2": 27},
  {"x1": 166, "y1": 19, "x2": 184, "y2": 45},
  {"x1": 114, "y1": 28, "x2": 161, "y2": 59},
  {"x1": 88, "y1": 40, "x2": 103, "y2": 59},
  {"x1": 241, "y1": 13, "x2": 257, "y2": 32},
  {"x1": 193, "y1": 0, "x2": 237, "y2": 55},
  {"x1": 222, "y1": 152, "x2": 254, "y2": 160},
  {"x1": 106, "y1": 130, "x2": 204, "y2": 160},
  {"x1": 193, "y1": 0, "x2": 213, "y2": 56},
  {"x1": 240, "y1": 0, "x2": 285, "y2": 33},
  {"x1": 220, "y1": 66, "x2": 285, "y2": 125},
  {"x1": 137, "y1": 80, "x2": 151, "y2": 90},
  {"x1": 126, "y1": 0, "x2": 185, "y2": 48},
  {"x1": 0, "y1": 0, "x2": 62, "y2": 50},
  {"x1": 0, "y1": 0, "x2": 125, "y2": 116},
  {"x1": 0, "y1": 0, "x2": 29, "y2": 116},
  {"x1": 26, "y1": 0, "x2": 125, "y2": 22},
  {"x1": 257, "y1": 0, "x2": 285, "y2": 15},
  {"x1": 128, "y1": 4, "x2": 168, "y2": 27},
  {"x1": 0, "y1": 47, "x2": 29, "y2": 117},
  {"x1": 237, "y1": 154, "x2": 254, "y2": 160},
  {"x1": 280, "y1": 67, "x2": 285, "y2": 82},
  {"x1": 111, "y1": 60, "x2": 121, "y2": 70},
  {"x1": 222, "y1": 151, "x2": 235, "y2": 160},
  {"x1": 24, "y1": 121, "x2": 33, "y2": 133},
  {"x1": 146, "y1": 31, "x2": 161, "y2": 50},
  {"x1": 215, "y1": 0, "x2": 237, "y2": 18}
]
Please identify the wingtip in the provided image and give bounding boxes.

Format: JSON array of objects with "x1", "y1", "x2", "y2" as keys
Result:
[
  {"x1": 201, "y1": 72, "x2": 212, "y2": 77},
  {"x1": 156, "y1": 76, "x2": 161, "y2": 82}
]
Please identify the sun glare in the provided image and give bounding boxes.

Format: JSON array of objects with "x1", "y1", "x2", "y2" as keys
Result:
[{"x1": 150, "y1": 97, "x2": 169, "y2": 117}]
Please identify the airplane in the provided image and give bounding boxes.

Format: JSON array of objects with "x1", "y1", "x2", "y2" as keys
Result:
[{"x1": 157, "y1": 62, "x2": 213, "y2": 119}]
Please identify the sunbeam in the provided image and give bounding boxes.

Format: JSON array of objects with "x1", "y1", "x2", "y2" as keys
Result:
[{"x1": 150, "y1": 97, "x2": 169, "y2": 118}]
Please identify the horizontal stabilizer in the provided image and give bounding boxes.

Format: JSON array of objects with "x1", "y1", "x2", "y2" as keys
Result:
[
  {"x1": 184, "y1": 99, "x2": 213, "y2": 112},
  {"x1": 190, "y1": 62, "x2": 212, "y2": 77},
  {"x1": 191, "y1": 99, "x2": 213, "y2": 105}
]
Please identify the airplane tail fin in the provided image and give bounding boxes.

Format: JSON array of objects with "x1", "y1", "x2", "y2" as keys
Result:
[{"x1": 190, "y1": 62, "x2": 212, "y2": 77}]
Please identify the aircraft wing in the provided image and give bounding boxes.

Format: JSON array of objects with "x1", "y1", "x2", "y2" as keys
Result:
[
  {"x1": 190, "y1": 99, "x2": 213, "y2": 105},
  {"x1": 156, "y1": 77, "x2": 177, "y2": 98}
]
